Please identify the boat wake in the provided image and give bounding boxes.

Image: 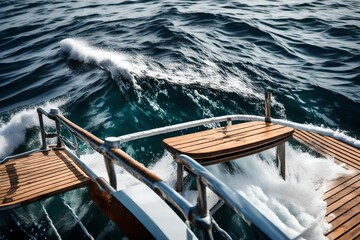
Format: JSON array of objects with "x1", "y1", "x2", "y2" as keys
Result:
[{"x1": 59, "y1": 38, "x2": 263, "y2": 99}]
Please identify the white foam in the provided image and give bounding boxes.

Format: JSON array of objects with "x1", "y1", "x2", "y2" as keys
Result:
[
  {"x1": 206, "y1": 144, "x2": 351, "y2": 239},
  {"x1": 77, "y1": 134, "x2": 352, "y2": 239},
  {"x1": 59, "y1": 38, "x2": 263, "y2": 100},
  {"x1": 59, "y1": 38, "x2": 141, "y2": 90},
  {"x1": 0, "y1": 99, "x2": 67, "y2": 159}
]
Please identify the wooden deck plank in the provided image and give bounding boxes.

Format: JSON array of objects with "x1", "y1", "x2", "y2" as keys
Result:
[
  {"x1": 168, "y1": 123, "x2": 283, "y2": 148},
  {"x1": 326, "y1": 174, "x2": 360, "y2": 193},
  {"x1": 294, "y1": 131, "x2": 360, "y2": 165},
  {"x1": 0, "y1": 164, "x2": 81, "y2": 184},
  {"x1": 325, "y1": 180, "x2": 359, "y2": 206},
  {"x1": 325, "y1": 196, "x2": 359, "y2": 222},
  {"x1": 0, "y1": 149, "x2": 91, "y2": 209},
  {"x1": 176, "y1": 125, "x2": 287, "y2": 151},
  {"x1": 2, "y1": 158, "x2": 75, "y2": 176},
  {"x1": 2, "y1": 177, "x2": 87, "y2": 203},
  {"x1": 166, "y1": 123, "x2": 279, "y2": 147},
  {"x1": 301, "y1": 130, "x2": 360, "y2": 160},
  {"x1": 295, "y1": 130, "x2": 360, "y2": 156},
  {"x1": 0, "y1": 170, "x2": 86, "y2": 198},
  {"x1": 324, "y1": 175, "x2": 360, "y2": 199},
  {"x1": 294, "y1": 130, "x2": 360, "y2": 167},
  {"x1": 327, "y1": 203, "x2": 359, "y2": 230},
  {"x1": 293, "y1": 129, "x2": 359, "y2": 240},
  {"x1": 326, "y1": 213, "x2": 360, "y2": 240},
  {"x1": 164, "y1": 121, "x2": 266, "y2": 145},
  {"x1": 337, "y1": 224, "x2": 360, "y2": 240},
  {"x1": 293, "y1": 132, "x2": 359, "y2": 171},
  {"x1": 163, "y1": 122, "x2": 294, "y2": 160},
  {"x1": 327, "y1": 191, "x2": 358, "y2": 215}
]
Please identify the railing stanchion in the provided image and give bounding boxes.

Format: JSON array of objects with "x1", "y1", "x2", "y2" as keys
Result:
[
  {"x1": 104, "y1": 156, "x2": 117, "y2": 189},
  {"x1": 71, "y1": 133, "x2": 80, "y2": 157},
  {"x1": 37, "y1": 110, "x2": 49, "y2": 151},
  {"x1": 277, "y1": 142, "x2": 286, "y2": 180},
  {"x1": 265, "y1": 92, "x2": 271, "y2": 123},
  {"x1": 196, "y1": 177, "x2": 207, "y2": 217},
  {"x1": 104, "y1": 137, "x2": 120, "y2": 189},
  {"x1": 176, "y1": 155, "x2": 184, "y2": 192},
  {"x1": 226, "y1": 118, "x2": 232, "y2": 126},
  {"x1": 50, "y1": 108, "x2": 63, "y2": 149}
]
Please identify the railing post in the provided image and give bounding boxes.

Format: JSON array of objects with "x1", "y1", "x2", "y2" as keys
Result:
[
  {"x1": 195, "y1": 176, "x2": 214, "y2": 240},
  {"x1": 37, "y1": 110, "x2": 49, "y2": 152},
  {"x1": 226, "y1": 118, "x2": 232, "y2": 126},
  {"x1": 175, "y1": 155, "x2": 184, "y2": 192},
  {"x1": 276, "y1": 142, "x2": 286, "y2": 180},
  {"x1": 265, "y1": 92, "x2": 271, "y2": 123},
  {"x1": 196, "y1": 176, "x2": 207, "y2": 217},
  {"x1": 71, "y1": 133, "x2": 80, "y2": 158},
  {"x1": 104, "y1": 137, "x2": 119, "y2": 189},
  {"x1": 50, "y1": 108, "x2": 63, "y2": 149}
]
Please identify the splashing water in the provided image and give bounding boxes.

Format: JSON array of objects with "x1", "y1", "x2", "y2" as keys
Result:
[
  {"x1": 78, "y1": 137, "x2": 351, "y2": 240},
  {"x1": 207, "y1": 144, "x2": 351, "y2": 239},
  {"x1": 59, "y1": 38, "x2": 264, "y2": 99},
  {"x1": 0, "y1": 99, "x2": 67, "y2": 158}
]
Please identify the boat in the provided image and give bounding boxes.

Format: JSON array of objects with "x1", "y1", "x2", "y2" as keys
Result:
[{"x1": 1, "y1": 93, "x2": 359, "y2": 240}]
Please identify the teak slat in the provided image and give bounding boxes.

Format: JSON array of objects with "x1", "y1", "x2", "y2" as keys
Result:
[
  {"x1": 0, "y1": 170, "x2": 86, "y2": 198},
  {"x1": 178, "y1": 125, "x2": 289, "y2": 153},
  {"x1": 294, "y1": 130, "x2": 360, "y2": 168},
  {"x1": 325, "y1": 196, "x2": 359, "y2": 222},
  {"x1": 299, "y1": 130, "x2": 360, "y2": 160},
  {"x1": 328, "y1": 203, "x2": 359, "y2": 230},
  {"x1": 326, "y1": 213, "x2": 360, "y2": 240},
  {"x1": 294, "y1": 131, "x2": 359, "y2": 167},
  {"x1": 337, "y1": 224, "x2": 360, "y2": 240},
  {"x1": 324, "y1": 175, "x2": 360, "y2": 200},
  {"x1": 326, "y1": 174, "x2": 360, "y2": 193},
  {"x1": 162, "y1": 121, "x2": 294, "y2": 162},
  {"x1": 325, "y1": 180, "x2": 359, "y2": 206},
  {"x1": 283, "y1": 128, "x2": 360, "y2": 240},
  {"x1": 164, "y1": 121, "x2": 266, "y2": 145},
  {"x1": 0, "y1": 149, "x2": 91, "y2": 209}
]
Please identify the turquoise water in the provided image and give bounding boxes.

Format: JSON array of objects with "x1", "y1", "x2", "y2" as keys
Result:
[{"x1": 0, "y1": 1, "x2": 359, "y2": 239}]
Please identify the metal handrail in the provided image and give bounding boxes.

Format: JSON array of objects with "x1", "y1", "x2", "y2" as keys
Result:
[
  {"x1": 36, "y1": 108, "x2": 211, "y2": 239},
  {"x1": 33, "y1": 106, "x2": 347, "y2": 240},
  {"x1": 116, "y1": 114, "x2": 264, "y2": 144},
  {"x1": 176, "y1": 154, "x2": 291, "y2": 240}
]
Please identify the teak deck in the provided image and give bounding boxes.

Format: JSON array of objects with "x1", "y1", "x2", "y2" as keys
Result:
[
  {"x1": 294, "y1": 129, "x2": 360, "y2": 240},
  {"x1": 0, "y1": 149, "x2": 91, "y2": 210},
  {"x1": 162, "y1": 121, "x2": 294, "y2": 165}
]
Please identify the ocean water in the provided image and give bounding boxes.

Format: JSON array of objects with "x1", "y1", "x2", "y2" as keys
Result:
[{"x1": 0, "y1": 1, "x2": 359, "y2": 239}]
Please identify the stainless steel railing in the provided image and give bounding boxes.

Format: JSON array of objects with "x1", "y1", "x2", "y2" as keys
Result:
[
  {"x1": 176, "y1": 154, "x2": 290, "y2": 240},
  {"x1": 36, "y1": 106, "x2": 293, "y2": 240},
  {"x1": 36, "y1": 108, "x2": 212, "y2": 239}
]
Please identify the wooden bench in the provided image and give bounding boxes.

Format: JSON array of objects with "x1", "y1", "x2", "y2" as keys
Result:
[{"x1": 162, "y1": 121, "x2": 294, "y2": 179}]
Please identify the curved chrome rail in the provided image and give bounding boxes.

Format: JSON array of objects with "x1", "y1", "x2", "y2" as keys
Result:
[
  {"x1": 36, "y1": 107, "x2": 212, "y2": 239},
  {"x1": 33, "y1": 98, "x2": 354, "y2": 239},
  {"x1": 176, "y1": 154, "x2": 292, "y2": 240}
]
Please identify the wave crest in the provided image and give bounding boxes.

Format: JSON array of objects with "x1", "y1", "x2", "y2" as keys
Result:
[{"x1": 59, "y1": 38, "x2": 141, "y2": 90}]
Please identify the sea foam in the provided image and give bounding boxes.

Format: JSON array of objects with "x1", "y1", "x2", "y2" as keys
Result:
[
  {"x1": 0, "y1": 99, "x2": 66, "y2": 159},
  {"x1": 207, "y1": 144, "x2": 351, "y2": 239},
  {"x1": 59, "y1": 38, "x2": 141, "y2": 90},
  {"x1": 59, "y1": 38, "x2": 265, "y2": 102},
  {"x1": 78, "y1": 140, "x2": 351, "y2": 240}
]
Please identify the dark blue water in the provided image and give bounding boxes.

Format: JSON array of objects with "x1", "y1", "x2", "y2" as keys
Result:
[{"x1": 0, "y1": 1, "x2": 359, "y2": 239}]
